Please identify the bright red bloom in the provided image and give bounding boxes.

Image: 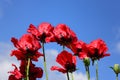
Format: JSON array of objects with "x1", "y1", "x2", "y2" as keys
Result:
[
  {"x1": 51, "y1": 50, "x2": 76, "y2": 73},
  {"x1": 8, "y1": 75, "x2": 22, "y2": 80},
  {"x1": 27, "y1": 22, "x2": 55, "y2": 43},
  {"x1": 68, "y1": 40, "x2": 89, "y2": 60},
  {"x1": 53, "y1": 24, "x2": 78, "y2": 46},
  {"x1": 8, "y1": 64, "x2": 22, "y2": 80},
  {"x1": 87, "y1": 39, "x2": 110, "y2": 62},
  {"x1": 20, "y1": 61, "x2": 43, "y2": 80},
  {"x1": 11, "y1": 34, "x2": 43, "y2": 61},
  {"x1": 68, "y1": 40, "x2": 87, "y2": 55}
]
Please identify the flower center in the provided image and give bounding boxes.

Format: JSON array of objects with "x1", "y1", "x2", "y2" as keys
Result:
[{"x1": 65, "y1": 61, "x2": 76, "y2": 73}]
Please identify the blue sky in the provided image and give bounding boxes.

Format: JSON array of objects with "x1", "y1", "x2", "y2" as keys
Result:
[{"x1": 0, "y1": 0, "x2": 120, "y2": 80}]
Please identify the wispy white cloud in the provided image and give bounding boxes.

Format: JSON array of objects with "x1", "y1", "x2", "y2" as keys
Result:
[
  {"x1": 112, "y1": 27, "x2": 120, "y2": 54},
  {"x1": 0, "y1": 42, "x2": 19, "y2": 80},
  {"x1": 0, "y1": 0, "x2": 13, "y2": 5},
  {"x1": 115, "y1": 42, "x2": 120, "y2": 54},
  {"x1": 73, "y1": 72, "x2": 87, "y2": 80},
  {"x1": 114, "y1": 28, "x2": 120, "y2": 41},
  {"x1": 0, "y1": 0, "x2": 13, "y2": 19},
  {"x1": 3, "y1": 0, "x2": 13, "y2": 5},
  {"x1": 73, "y1": 72, "x2": 95, "y2": 80},
  {"x1": 0, "y1": 8, "x2": 3, "y2": 19}
]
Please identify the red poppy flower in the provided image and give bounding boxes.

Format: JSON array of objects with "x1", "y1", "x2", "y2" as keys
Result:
[
  {"x1": 53, "y1": 24, "x2": 78, "y2": 46},
  {"x1": 87, "y1": 39, "x2": 110, "y2": 62},
  {"x1": 67, "y1": 40, "x2": 89, "y2": 60},
  {"x1": 8, "y1": 75, "x2": 22, "y2": 80},
  {"x1": 8, "y1": 64, "x2": 22, "y2": 80},
  {"x1": 20, "y1": 61, "x2": 43, "y2": 80},
  {"x1": 27, "y1": 22, "x2": 55, "y2": 43},
  {"x1": 11, "y1": 34, "x2": 43, "y2": 61},
  {"x1": 68, "y1": 40, "x2": 87, "y2": 55},
  {"x1": 51, "y1": 50, "x2": 76, "y2": 73}
]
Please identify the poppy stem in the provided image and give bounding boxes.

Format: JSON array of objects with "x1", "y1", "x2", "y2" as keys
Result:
[
  {"x1": 85, "y1": 66, "x2": 90, "y2": 80},
  {"x1": 116, "y1": 74, "x2": 118, "y2": 80},
  {"x1": 83, "y1": 58, "x2": 90, "y2": 80},
  {"x1": 42, "y1": 42, "x2": 48, "y2": 80},
  {"x1": 95, "y1": 60, "x2": 98, "y2": 80},
  {"x1": 88, "y1": 66, "x2": 90, "y2": 80},
  {"x1": 63, "y1": 45, "x2": 65, "y2": 50},
  {"x1": 26, "y1": 58, "x2": 30, "y2": 80},
  {"x1": 67, "y1": 72, "x2": 70, "y2": 80},
  {"x1": 71, "y1": 73, "x2": 74, "y2": 80}
]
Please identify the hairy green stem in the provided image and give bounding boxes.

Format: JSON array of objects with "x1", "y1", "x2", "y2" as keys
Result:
[
  {"x1": 116, "y1": 74, "x2": 118, "y2": 80},
  {"x1": 63, "y1": 45, "x2": 65, "y2": 50},
  {"x1": 95, "y1": 60, "x2": 98, "y2": 80},
  {"x1": 88, "y1": 66, "x2": 90, "y2": 80},
  {"x1": 85, "y1": 66, "x2": 90, "y2": 80},
  {"x1": 26, "y1": 58, "x2": 30, "y2": 80},
  {"x1": 71, "y1": 73, "x2": 74, "y2": 80},
  {"x1": 67, "y1": 72, "x2": 70, "y2": 80},
  {"x1": 42, "y1": 42, "x2": 48, "y2": 80}
]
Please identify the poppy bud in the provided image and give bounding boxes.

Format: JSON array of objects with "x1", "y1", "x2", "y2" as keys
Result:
[
  {"x1": 83, "y1": 57, "x2": 90, "y2": 67},
  {"x1": 110, "y1": 64, "x2": 120, "y2": 75}
]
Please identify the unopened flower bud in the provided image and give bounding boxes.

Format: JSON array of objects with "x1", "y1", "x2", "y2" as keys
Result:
[
  {"x1": 83, "y1": 57, "x2": 90, "y2": 67},
  {"x1": 110, "y1": 64, "x2": 120, "y2": 74}
]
